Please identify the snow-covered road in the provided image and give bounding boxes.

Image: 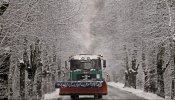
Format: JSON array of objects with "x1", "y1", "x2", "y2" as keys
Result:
[{"x1": 43, "y1": 82, "x2": 164, "y2": 100}]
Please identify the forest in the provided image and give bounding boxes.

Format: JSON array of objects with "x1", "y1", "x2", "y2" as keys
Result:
[{"x1": 1, "y1": 0, "x2": 175, "y2": 99}]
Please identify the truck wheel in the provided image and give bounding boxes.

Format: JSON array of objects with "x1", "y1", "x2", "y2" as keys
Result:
[
  {"x1": 98, "y1": 95, "x2": 102, "y2": 99},
  {"x1": 94, "y1": 95, "x2": 102, "y2": 99},
  {"x1": 71, "y1": 95, "x2": 74, "y2": 99},
  {"x1": 71, "y1": 95, "x2": 79, "y2": 100}
]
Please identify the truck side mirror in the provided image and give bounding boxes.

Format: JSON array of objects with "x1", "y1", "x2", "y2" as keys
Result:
[
  {"x1": 65, "y1": 61, "x2": 69, "y2": 70},
  {"x1": 103, "y1": 60, "x2": 106, "y2": 68}
]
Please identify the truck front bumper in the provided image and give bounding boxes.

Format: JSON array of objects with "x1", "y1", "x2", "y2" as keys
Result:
[{"x1": 58, "y1": 81, "x2": 108, "y2": 95}]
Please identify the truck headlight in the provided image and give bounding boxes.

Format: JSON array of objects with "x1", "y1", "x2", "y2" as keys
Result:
[{"x1": 96, "y1": 74, "x2": 100, "y2": 79}]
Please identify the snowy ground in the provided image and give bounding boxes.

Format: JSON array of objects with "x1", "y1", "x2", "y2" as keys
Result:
[
  {"x1": 108, "y1": 82, "x2": 165, "y2": 100},
  {"x1": 42, "y1": 89, "x2": 61, "y2": 100}
]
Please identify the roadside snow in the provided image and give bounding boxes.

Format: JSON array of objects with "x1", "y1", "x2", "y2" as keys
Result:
[
  {"x1": 42, "y1": 89, "x2": 61, "y2": 100},
  {"x1": 108, "y1": 82, "x2": 165, "y2": 100}
]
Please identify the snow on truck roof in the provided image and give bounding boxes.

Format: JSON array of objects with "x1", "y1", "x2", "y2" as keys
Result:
[{"x1": 70, "y1": 54, "x2": 103, "y2": 60}]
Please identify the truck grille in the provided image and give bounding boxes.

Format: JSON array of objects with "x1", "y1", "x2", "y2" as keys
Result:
[{"x1": 77, "y1": 74, "x2": 96, "y2": 80}]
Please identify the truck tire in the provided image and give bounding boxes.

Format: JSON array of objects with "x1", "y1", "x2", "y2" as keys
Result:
[
  {"x1": 98, "y1": 95, "x2": 102, "y2": 99},
  {"x1": 94, "y1": 94, "x2": 103, "y2": 99},
  {"x1": 71, "y1": 95, "x2": 79, "y2": 100}
]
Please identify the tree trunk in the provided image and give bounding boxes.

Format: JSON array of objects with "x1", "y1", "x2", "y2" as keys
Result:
[
  {"x1": 130, "y1": 48, "x2": 138, "y2": 89},
  {"x1": 141, "y1": 43, "x2": 149, "y2": 92},
  {"x1": 0, "y1": 53, "x2": 10, "y2": 99},
  {"x1": 144, "y1": 73, "x2": 149, "y2": 92},
  {"x1": 156, "y1": 45, "x2": 165, "y2": 98},
  {"x1": 124, "y1": 71, "x2": 129, "y2": 87},
  {"x1": 124, "y1": 45, "x2": 130, "y2": 87},
  {"x1": 19, "y1": 63, "x2": 25, "y2": 99}
]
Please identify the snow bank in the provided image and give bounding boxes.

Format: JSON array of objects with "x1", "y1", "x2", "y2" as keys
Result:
[
  {"x1": 108, "y1": 82, "x2": 165, "y2": 100},
  {"x1": 42, "y1": 89, "x2": 61, "y2": 100}
]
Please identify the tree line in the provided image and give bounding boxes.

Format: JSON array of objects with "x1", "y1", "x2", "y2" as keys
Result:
[
  {"x1": 0, "y1": 0, "x2": 84, "y2": 99},
  {"x1": 91, "y1": 0, "x2": 175, "y2": 99}
]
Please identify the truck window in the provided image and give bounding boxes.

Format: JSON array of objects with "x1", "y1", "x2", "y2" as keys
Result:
[{"x1": 70, "y1": 59, "x2": 101, "y2": 70}]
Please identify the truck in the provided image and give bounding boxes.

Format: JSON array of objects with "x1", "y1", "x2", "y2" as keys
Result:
[{"x1": 55, "y1": 54, "x2": 108, "y2": 100}]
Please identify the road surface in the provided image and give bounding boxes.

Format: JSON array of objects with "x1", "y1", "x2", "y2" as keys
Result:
[{"x1": 52, "y1": 85, "x2": 146, "y2": 100}]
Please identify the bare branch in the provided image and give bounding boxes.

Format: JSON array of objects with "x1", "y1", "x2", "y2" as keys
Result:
[{"x1": 0, "y1": 0, "x2": 40, "y2": 46}]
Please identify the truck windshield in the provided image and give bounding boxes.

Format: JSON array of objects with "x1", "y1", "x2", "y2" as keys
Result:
[{"x1": 70, "y1": 59, "x2": 101, "y2": 70}]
